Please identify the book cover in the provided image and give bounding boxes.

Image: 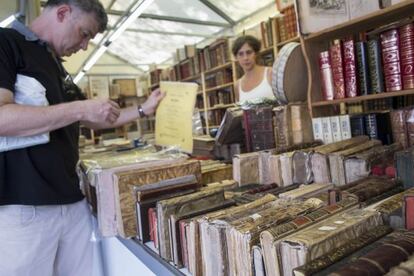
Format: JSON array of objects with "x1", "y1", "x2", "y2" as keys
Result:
[
  {"x1": 329, "y1": 40, "x2": 346, "y2": 99},
  {"x1": 380, "y1": 29, "x2": 402, "y2": 91},
  {"x1": 343, "y1": 37, "x2": 358, "y2": 97},
  {"x1": 318, "y1": 51, "x2": 335, "y2": 100},
  {"x1": 312, "y1": 117, "x2": 323, "y2": 141},
  {"x1": 330, "y1": 116, "x2": 343, "y2": 142},
  {"x1": 339, "y1": 114, "x2": 352, "y2": 140},
  {"x1": 321, "y1": 117, "x2": 333, "y2": 144},
  {"x1": 355, "y1": 41, "x2": 370, "y2": 95}
]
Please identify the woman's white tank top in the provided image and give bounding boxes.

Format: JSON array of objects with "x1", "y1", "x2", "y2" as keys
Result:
[{"x1": 238, "y1": 67, "x2": 275, "y2": 103}]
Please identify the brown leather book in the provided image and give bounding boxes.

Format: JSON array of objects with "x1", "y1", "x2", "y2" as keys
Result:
[
  {"x1": 311, "y1": 136, "x2": 369, "y2": 183},
  {"x1": 328, "y1": 139, "x2": 381, "y2": 186},
  {"x1": 115, "y1": 160, "x2": 202, "y2": 238}
]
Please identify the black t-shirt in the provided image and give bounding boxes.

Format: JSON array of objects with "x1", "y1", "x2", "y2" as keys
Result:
[{"x1": 0, "y1": 26, "x2": 84, "y2": 205}]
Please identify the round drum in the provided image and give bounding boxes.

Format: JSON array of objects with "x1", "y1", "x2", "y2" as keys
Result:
[{"x1": 272, "y1": 42, "x2": 308, "y2": 104}]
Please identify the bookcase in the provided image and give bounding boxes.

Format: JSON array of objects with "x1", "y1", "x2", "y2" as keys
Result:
[
  {"x1": 145, "y1": 4, "x2": 301, "y2": 135},
  {"x1": 302, "y1": 1, "x2": 414, "y2": 118}
]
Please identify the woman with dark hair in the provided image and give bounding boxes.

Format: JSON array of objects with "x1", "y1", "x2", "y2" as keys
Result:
[{"x1": 232, "y1": 35, "x2": 275, "y2": 103}]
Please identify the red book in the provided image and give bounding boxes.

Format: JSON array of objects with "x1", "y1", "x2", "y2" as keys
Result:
[
  {"x1": 319, "y1": 51, "x2": 335, "y2": 100},
  {"x1": 399, "y1": 23, "x2": 414, "y2": 89},
  {"x1": 404, "y1": 194, "x2": 414, "y2": 230},
  {"x1": 343, "y1": 38, "x2": 358, "y2": 97},
  {"x1": 329, "y1": 40, "x2": 346, "y2": 99},
  {"x1": 380, "y1": 29, "x2": 402, "y2": 91}
]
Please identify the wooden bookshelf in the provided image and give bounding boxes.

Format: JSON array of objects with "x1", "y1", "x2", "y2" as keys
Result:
[
  {"x1": 277, "y1": 36, "x2": 300, "y2": 47},
  {"x1": 207, "y1": 103, "x2": 236, "y2": 111},
  {"x1": 312, "y1": 89, "x2": 414, "y2": 107},
  {"x1": 203, "y1": 62, "x2": 232, "y2": 75},
  {"x1": 205, "y1": 82, "x2": 234, "y2": 93},
  {"x1": 181, "y1": 74, "x2": 201, "y2": 82},
  {"x1": 302, "y1": 1, "x2": 414, "y2": 118}
]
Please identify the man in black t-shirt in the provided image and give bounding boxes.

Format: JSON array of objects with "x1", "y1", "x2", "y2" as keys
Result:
[{"x1": 0, "y1": 1, "x2": 164, "y2": 275}]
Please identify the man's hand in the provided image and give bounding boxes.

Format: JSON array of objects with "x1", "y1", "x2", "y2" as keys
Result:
[
  {"x1": 141, "y1": 88, "x2": 166, "y2": 116},
  {"x1": 81, "y1": 99, "x2": 120, "y2": 124}
]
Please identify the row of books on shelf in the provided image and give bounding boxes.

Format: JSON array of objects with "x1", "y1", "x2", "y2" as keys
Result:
[
  {"x1": 207, "y1": 88, "x2": 234, "y2": 107},
  {"x1": 205, "y1": 69, "x2": 232, "y2": 89},
  {"x1": 313, "y1": 106, "x2": 414, "y2": 148},
  {"x1": 318, "y1": 21, "x2": 414, "y2": 101}
]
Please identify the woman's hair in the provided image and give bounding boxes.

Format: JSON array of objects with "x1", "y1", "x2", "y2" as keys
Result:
[{"x1": 232, "y1": 35, "x2": 261, "y2": 56}]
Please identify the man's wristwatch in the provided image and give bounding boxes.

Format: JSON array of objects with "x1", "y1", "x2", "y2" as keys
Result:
[{"x1": 137, "y1": 104, "x2": 147, "y2": 118}]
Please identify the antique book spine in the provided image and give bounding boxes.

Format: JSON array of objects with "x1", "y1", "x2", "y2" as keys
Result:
[
  {"x1": 339, "y1": 115, "x2": 352, "y2": 140},
  {"x1": 364, "y1": 113, "x2": 379, "y2": 140},
  {"x1": 391, "y1": 109, "x2": 409, "y2": 148},
  {"x1": 312, "y1": 117, "x2": 324, "y2": 142},
  {"x1": 380, "y1": 28, "x2": 402, "y2": 92},
  {"x1": 396, "y1": 148, "x2": 414, "y2": 190},
  {"x1": 406, "y1": 109, "x2": 414, "y2": 147},
  {"x1": 260, "y1": 198, "x2": 357, "y2": 276},
  {"x1": 318, "y1": 51, "x2": 335, "y2": 100},
  {"x1": 330, "y1": 116, "x2": 343, "y2": 142},
  {"x1": 399, "y1": 23, "x2": 414, "y2": 89},
  {"x1": 280, "y1": 210, "x2": 383, "y2": 276},
  {"x1": 350, "y1": 115, "x2": 366, "y2": 137},
  {"x1": 330, "y1": 40, "x2": 346, "y2": 99},
  {"x1": 343, "y1": 37, "x2": 358, "y2": 97},
  {"x1": 293, "y1": 225, "x2": 392, "y2": 276},
  {"x1": 321, "y1": 117, "x2": 333, "y2": 144},
  {"x1": 291, "y1": 104, "x2": 313, "y2": 144},
  {"x1": 329, "y1": 235, "x2": 414, "y2": 275},
  {"x1": 355, "y1": 41, "x2": 370, "y2": 95},
  {"x1": 404, "y1": 194, "x2": 414, "y2": 230},
  {"x1": 367, "y1": 38, "x2": 385, "y2": 93}
]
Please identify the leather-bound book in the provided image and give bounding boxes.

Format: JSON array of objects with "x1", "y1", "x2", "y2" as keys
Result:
[
  {"x1": 344, "y1": 143, "x2": 401, "y2": 184},
  {"x1": 311, "y1": 136, "x2": 369, "y2": 183},
  {"x1": 396, "y1": 147, "x2": 414, "y2": 189},
  {"x1": 260, "y1": 198, "x2": 358, "y2": 276},
  {"x1": 215, "y1": 107, "x2": 244, "y2": 145},
  {"x1": 291, "y1": 104, "x2": 313, "y2": 145},
  {"x1": 330, "y1": 39, "x2": 346, "y2": 99},
  {"x1": 243, "y1": 106, "x2": 275, "y2": 152},
  {"x1": 318, "y1": 229, "x2": 414, "y2": 275},
  {"x1": 273, "y1": 105, "x2": 293, "y2": 148},
  {"x1": 252, "y1": 245, "x2": 266, "y2": 276},
  {"x1": 404, "y1": 194, "x2": 414, "y2": 230},
  {"x1": 232, "y1": 152, "x2": 260, "y2": 186},
  {"x1": 406, "y1": 108, "x2": 414, "y2": 147},
  {"x1": 157, "y1": 189, "x2": 226, "y2": 261},
  {"x1": 386, "y1": 254, "x2": 414, "y2": 276},
  {"x1": 293, "y1": 225, "x2": 392, "y2": 276},
  {"x1": 328, "y1": 230, "x2": 414, "y2": 275},
  {"x1": 367, "y1": 38, "x2": 385, "y2": 94},
  {"x1": 226, "y1": 199, "x2": 323, "y2": 276},
  {"x1": 380, "y1": 28, "x2": 402, "y2": 92},
  {"x1": 319, "y1": 51, "x2": 335, "y2": 100},
  {"x1": 115, "y1": 160, "x2": 202, "y2": 238},
  {"x1": 328, "y1": 139, "x2": 381, "y2": 186},
  {"x1": 355, "y1": 40, "x2": 370, "y2": 95},
  {"x1": 342, "y1": 176, "x2": 401, "y2": 205},
  {"x1": 399, "y1": 23, "x2": 414, "y2": 89},
  {"x1": 391, "y1": 109, "x2": 409, "y2": 148},
  {"x1": 279, "y1": 209, "x2": 383, "y2": 276},
  {"x1": 199, "y1": 194, "x2": 277, "y2": 276},
  {"x1": 343, "y1": 37, "x2": 358, "y2": 97},
  {"x1": 350, "y1": 115, "x2": 366, "y2": 137}
]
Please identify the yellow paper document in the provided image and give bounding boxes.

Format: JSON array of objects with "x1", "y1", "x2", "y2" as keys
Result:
[{"x1": 155, "y1": 81, "x2": 198, "y2": 153}]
